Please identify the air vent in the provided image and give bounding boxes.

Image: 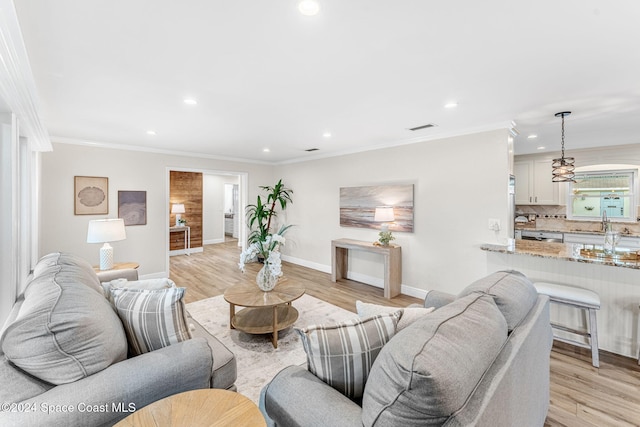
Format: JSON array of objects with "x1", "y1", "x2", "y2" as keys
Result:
[
  {"x1": 305, "y1": 148, "x2": 320, "y2": 152},
  {"x1": 408, "y1": 123, "x2": 436, "y2": 131}
]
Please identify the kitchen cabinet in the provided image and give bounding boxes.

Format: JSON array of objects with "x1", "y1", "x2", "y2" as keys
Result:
[{"x1": 514, "y1": 159, "x2": 559, "y2": 205}]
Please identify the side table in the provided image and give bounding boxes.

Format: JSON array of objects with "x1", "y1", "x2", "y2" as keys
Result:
[
  {"x1": 93, "y1": 262, "x2": 139, "y2": 273},
  {"x1": 114, "y1": 389, "x2": 266, "y2": 427}
]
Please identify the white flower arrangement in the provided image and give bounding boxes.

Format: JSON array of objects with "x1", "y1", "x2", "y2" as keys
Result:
[{"x1": 238, "y1": 227, "x2": 287, "y2": 280}]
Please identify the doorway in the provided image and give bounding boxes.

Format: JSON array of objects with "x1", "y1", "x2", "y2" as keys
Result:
[
  {"x1": 224, "y1": 183, "x2": 239, "y2": 241},
  {"x1": 166, "y1": 167, "x2": 247, "y2": 268}
]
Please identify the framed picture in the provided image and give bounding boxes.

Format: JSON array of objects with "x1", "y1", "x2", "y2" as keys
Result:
[
  {"x1": 339, "y1": 184, "x2": 414, "y2": 232},
  {"x1": 74, "y1": 176, "x2": 108, "y2": 215},
  {"x1": 118, "y1": 191, "x2": 147, "y2": 226}
]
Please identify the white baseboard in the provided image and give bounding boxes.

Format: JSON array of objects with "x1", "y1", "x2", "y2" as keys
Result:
[
  {"x1": 281, "y1": 254, "x2": 427, "y2": 300},
  {"x1": 204, "y1": 239, "x2": 225, "y2": 245},
  {"x1": 282, "y1": 255, "x2": 331, "y2": 274},
  {"x1": 169, "y1": 247, "x2": 203, "y2": 257},
  {"x1": 399, "y1": 284, "x2": 428, "y2": 300}
]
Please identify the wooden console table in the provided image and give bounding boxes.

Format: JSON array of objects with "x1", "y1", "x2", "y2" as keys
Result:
[
  {"x1": 331, "y1": 238, "x2": 402, "y2": 299},
  {"x1": 170, "y1": 226, "x2": 191, "y2": 256}
]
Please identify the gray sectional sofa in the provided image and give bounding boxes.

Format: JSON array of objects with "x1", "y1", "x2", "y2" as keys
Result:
[
  {"x1": 0, "y1": 252, "x2": 236, "y2": 427},
  {"x1": 260, "y1": 270, "x2": 553, "y2": 427}
]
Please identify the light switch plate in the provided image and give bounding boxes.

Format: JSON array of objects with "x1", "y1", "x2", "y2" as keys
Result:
[{"x1": 488, "y1": 218, "x2": 501, "y2": 231}]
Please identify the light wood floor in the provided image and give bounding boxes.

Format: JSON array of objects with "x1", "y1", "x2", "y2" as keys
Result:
[{"x1": 170, "y1": 241, "x2": 640, "y2": 427}]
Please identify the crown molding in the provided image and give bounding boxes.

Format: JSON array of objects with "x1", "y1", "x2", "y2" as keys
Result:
[
  {"x1": 0, "y1": 0, "x2": 51, "y2": 151},
  {"x1": 53, "y1": 121, "x2": 513, "y2": 167},
  {"x1": 276, "y1": 121, "x2": 514, "y2": 165},
  {"x1": 51, "y1": 136, "x2": 273, "y2": 166}
]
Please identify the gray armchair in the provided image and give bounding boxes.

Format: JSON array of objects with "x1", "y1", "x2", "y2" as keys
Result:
[
  {"x1": 0, "y1": 252, "x2": 236, "y2": 427},
  {"x1": 260, "y1": 271, "x2": 552, "y2": 427}
]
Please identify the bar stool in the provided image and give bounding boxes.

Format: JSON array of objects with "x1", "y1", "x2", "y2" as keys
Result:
[{"x1": 534, "y1": 282, "x2": 601, "y2": 368}]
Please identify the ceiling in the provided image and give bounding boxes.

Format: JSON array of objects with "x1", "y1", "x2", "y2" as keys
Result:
[{"x1": 12, "y1": 0, "x2": 640, "y2": 164}]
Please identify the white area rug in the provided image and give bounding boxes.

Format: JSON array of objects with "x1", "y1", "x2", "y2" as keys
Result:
[{"x1": 186, "y1": 294, "x2": 355, "y2": 403}]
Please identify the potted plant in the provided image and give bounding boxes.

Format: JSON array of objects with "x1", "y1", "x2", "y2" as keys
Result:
[
  {"x1": 239, "y1": 179, "x2": 293, "y2": 291},
  {"x1": 245, "y1": 179, "x2": 293, "y2": 247},
  {"x1": 377, "y1": 230, "x2": 395, "y2": 246}
]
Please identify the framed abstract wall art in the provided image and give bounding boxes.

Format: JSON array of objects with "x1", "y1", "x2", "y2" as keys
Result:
[
  {"x1": 339, "y1": 184, "x2": 414, "y2": 232},
  {"x1": 118, "y1": 190, "x2": 147, "y2": 226},
  {"x1": 74, "y1": 176, "x2": 108, "y2": 215}
]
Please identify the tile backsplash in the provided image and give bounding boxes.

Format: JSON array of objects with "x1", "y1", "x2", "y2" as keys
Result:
[{"x1": 515, "y1": 205, "x2": 640, "y2": 235}]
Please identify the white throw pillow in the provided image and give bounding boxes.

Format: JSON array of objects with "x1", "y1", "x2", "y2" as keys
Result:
[{"x1": 356, "y1": 300, "x2": 435, "y2": 331}]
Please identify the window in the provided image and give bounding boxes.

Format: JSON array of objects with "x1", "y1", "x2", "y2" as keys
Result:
[
  {"x1": 0, "y1": 113, "x2": 39, "y2": 326},
  {"x1": 567, "y1": 169, "x2": 637, "y2": 222}
]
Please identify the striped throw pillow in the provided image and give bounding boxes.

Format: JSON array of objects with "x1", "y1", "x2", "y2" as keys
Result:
[
  {"x1": 296, "y1": 311, "x2": 401, "y2": 399},
  {"x1": 109, "y1": 287, "x2": 192, "y2": 355}
]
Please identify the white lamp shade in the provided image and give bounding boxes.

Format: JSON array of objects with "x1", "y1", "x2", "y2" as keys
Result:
[
  {"x1": 87, "y1": 219, "x2": 127, "y2": 243},
  {"x1": 374, "y1": 206, "x2": 395, "y2": 222},
  {"x1": 171, "y1": 203, "x2": 186, "y2": 214}
]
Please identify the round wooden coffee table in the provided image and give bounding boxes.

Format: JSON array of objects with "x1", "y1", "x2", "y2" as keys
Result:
[
  {"x1": 114, "y1": 389, "x2": 265, "y2": 427},
  {"x1": 224, "y1": 281, "x2": 305, "y2": 348}
]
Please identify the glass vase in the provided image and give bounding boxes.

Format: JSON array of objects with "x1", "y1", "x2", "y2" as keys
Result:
[{"x1": 256, "y1": 263, "x2": 278, "y2": 292}]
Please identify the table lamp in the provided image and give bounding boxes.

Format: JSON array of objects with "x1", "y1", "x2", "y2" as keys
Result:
[
  {"x1": 374, "y1": 206, "x2": 395, "y2": 246},
  {"x1": 171, "y1": 203, "x2": 186, "y2": 226},
  {"x1": 87, "y1": 218, "x2": 127, "y2": 270},
  {"x1": 374, "y1": 206, "x2": 395, "y2": 231}
]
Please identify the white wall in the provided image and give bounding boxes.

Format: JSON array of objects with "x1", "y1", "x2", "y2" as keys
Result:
[
  {"x1": 203, "y1": 174, "x2": 239, "y2": 244},
  {"x1": 39, "y1": 129, "x2": 512, "y2": 295},
  {"x1": 203, "y1": 174, "x2": 223, "y2": 244},
  {"x1": 39, "y1": 142, "x2": 272, "y2": 277},
  {"x1": 276, "y1": 129, "x2": 512, "y2": 296}
]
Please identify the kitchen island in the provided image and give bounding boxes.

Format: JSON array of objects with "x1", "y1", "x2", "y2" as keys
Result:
[
  {"x1": 481, "y1": 239, "x2": 640, "y2": 359},
  {"x1": 481, "y1": 239, "x2": 640, "y2": 269}
]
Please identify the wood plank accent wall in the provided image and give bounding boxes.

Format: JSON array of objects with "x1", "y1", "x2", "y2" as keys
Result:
[{"x1": 170, "y1": 171, "x2": 203, "y2": 251}]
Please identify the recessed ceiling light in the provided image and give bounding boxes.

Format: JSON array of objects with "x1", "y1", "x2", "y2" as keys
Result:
[
  {"x1": 146, "y1": 130, "x2": 156, "y2": 136},
  {"x1": 183, "y1": 98, "x2": 197, "y2": 105},
  {"x1": 298, "y1": 0, "x2": 320, "y2": 16},
  {"x1": 323, "y1": 132, "x2": 332, "y2": 138},
  {"x1": 263, "y1": 148, "x2": 270, "y2": 153},
  {"x1": 528, "y1": 134, "x2": 538, "y2": 139},
  {"x1": 444, "y1": 102, "x2": 458, "y2": 109},
  {"x1": 537, "y1": 146, "x2": 546, "y2": 150}
]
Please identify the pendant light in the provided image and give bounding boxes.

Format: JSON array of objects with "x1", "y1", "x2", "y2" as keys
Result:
[{"x1": 551, "y1": 111, "x2": 575, "y2": 182}]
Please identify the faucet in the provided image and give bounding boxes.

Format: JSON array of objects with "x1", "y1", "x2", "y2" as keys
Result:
[{"x1": 601, "y1": 210, "x2": 608, "y2": 231}]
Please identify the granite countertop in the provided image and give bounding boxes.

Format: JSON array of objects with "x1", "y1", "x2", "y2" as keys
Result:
[
  {"x1": 480, "y1": 240, "x2": 640, "y2": 269},
  {"x1": 517, "y1": 228, "x2": 640, "y2": 237}
]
